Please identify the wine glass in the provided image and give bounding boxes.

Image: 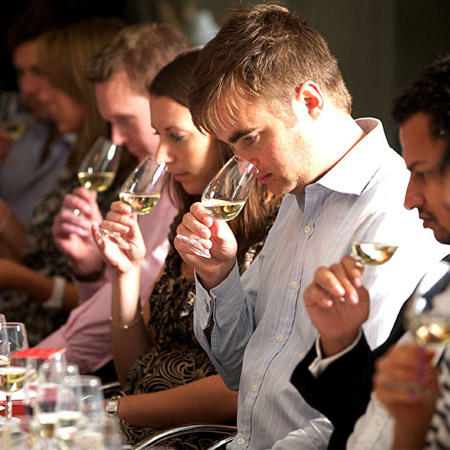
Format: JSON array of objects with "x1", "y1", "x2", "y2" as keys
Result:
[
  {"x1": 77, "y1": 137, "x2": 123, "y2": 194},
  {"x1": 54, "y1": 363, "x2": 81, "y2": 448},
  {"x1": 72, "y1": 375, "x2": 105, "y2": 449},
  {"x1": 34, "y1": 356, "x2": 67, "y2": 440},
  {"x1": 176, "y1": 155, "x2": 258, "y2": 258},
  {"x1": 0, "y1": 91, "x2": 26, "y2": 142},
  {"x1": 99, "y1": 156, "x2": 169, "y2": 239},
  {"x1": 0, "y1": 322, "x2": 29, "y2": 422},
  {"x1": 119, "y1": 156, "x2": 169, "y2": 215},
  {"x1": 404, "y1": 260, "x2": 450, "y2": 348},
  {"x1": 350, "y1": 211, "x2": 400, "y2": 266}
]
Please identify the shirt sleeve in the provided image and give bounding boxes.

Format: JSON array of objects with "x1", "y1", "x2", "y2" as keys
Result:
[
  {"x1": 193, "y1": 255, "x2": 261, "y2": 390},
  {"x1": 308, "y1": 330, "x2": 362, "y2": 377},
  {"x1": 271, "y1": 416, "x2": 334, "y2": 450}
]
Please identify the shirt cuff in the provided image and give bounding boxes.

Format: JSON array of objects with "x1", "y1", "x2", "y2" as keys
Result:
[
  {"x1": 194, "y1": 261, "x2": 241, "y2": 328},
  {"x1": 308, "y1": 329, "x2": 362, "y2": 377}
]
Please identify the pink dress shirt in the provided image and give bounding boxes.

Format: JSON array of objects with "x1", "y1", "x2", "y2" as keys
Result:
[{"x1": 36, "y1": 189, "x2": 178, "y2": 374}]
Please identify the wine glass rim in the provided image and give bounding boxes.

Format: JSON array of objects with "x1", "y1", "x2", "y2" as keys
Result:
[{"x1": 231, "y1": 155, "x2": 258, "y2": 173}]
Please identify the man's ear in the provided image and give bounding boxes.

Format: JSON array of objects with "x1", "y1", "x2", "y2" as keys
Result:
[{"x1": 294, "y1": 81, "x2": 324, "y2": 120}]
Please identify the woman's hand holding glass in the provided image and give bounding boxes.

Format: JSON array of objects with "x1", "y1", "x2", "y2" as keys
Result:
[
  {"x1": 98, "y1": 156, "x2": 169, "y2": 244},
  {"x1": 93, "y1": 200, "x2": 146, "y2": 275}
]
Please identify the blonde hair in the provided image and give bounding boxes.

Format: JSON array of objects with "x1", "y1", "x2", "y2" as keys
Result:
[
  {"x1": 38, "y1": 17, "x2": 124, "y2": 167},
  {"x1": 189, "y1": 4, "x2": 352, "y2": 136}
]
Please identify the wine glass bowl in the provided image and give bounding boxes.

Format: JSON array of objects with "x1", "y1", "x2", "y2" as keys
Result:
[
  {"x1": 176, "y1": 155, "x2": 257, "y2": 258},
  {"x1": 201, "y1": 155, "x2": 257, "y2": 221},
  {"x1": 350, "y1": 211, "x2": 399, "y2": 266},
  {"x1": 0, "y1": 322, "x2": 29, "y2": 422},
  {"x1": 404, "y1": 260, "x2": 450, "y2": 348},
  {"x1": 77, "y1": 137, "x2": 123, "y2": 193},
  {"x1": 119, "y1": 156, "x2": 169, "y2": 215},
  {"x1": 0, "y1": 92, "x2": 26, "y2": 142}
]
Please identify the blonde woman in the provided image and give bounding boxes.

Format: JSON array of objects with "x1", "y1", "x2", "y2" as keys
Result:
[{"x1": 0, "y1": 18, "x2": 131, "y2": 345}]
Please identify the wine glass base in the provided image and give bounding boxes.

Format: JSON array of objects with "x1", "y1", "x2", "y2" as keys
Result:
[
  {"x1": 175, "y1": 235, "x2": 211, "y2": 259},
  {"x1": 0, "y1": 416, "x2": 20, "y2": 426}
]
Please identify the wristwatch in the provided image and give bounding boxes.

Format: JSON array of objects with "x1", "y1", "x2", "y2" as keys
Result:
[{"x1": 106, "y1": 395, "x2": 121, "y2": 416}]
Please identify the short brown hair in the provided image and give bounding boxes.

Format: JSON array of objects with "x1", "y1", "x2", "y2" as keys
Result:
[
  {"x1": 189, "y1": 4, "x2": 352, "y2": 135},
  {"x1": 86, "y1": 23, "x2": 192, "y2": 96}
]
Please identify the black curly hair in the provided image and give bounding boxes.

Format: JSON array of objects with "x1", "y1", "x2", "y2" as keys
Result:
[{"x1": 392, "y1": 53, "x2": 450, "y2": 153}]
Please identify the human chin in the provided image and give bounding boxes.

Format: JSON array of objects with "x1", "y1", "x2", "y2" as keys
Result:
[{"x1": 433, "y1": 226, "x2": 450, "y2": 245}]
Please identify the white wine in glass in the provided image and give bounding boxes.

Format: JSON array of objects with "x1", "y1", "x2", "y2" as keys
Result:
[
  {"x1": 98, "y1": 157, "x2": 168, "y2": 240},
  {"x1": 350, "y1": 212, "x2": 399, "y2": 266},
  {"x1": 119, "y1": 156, "x2": 168, "y2": 215},
  {"x1": 0, "y1": 322, "x2": 29, "y2": 422},
  {"x1": 77, "y1": 137, "x2": 123, "y2": 193},
  {"x1": 404, "y1": 261, "x2": 450, "y2": 348},
  {"x1": 176, "y1": 155, "x2": 257, "y2": 258},
  {"x1": 0, "y1": 92, "x2": 26, "y2": 142}
]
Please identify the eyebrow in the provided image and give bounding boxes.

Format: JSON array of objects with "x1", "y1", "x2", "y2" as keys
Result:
[
  {"x1": 229, "y1": 128, "x2": 257, "y2": 144},
  {"x1": 406, "y1": 160, "x2": 427, "y2": 172}
]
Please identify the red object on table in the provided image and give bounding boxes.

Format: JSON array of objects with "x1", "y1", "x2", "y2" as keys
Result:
[
  {"x1": 0, "y1": 400, "x2": 26, "y2": 417},
  {"x1": 12, "y1": 348, "x2": 65, "y2": 359}
]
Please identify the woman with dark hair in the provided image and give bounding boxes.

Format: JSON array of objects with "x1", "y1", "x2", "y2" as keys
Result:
[{"x1": 94, "y1": 48, "x2": 281, "y2": 447}]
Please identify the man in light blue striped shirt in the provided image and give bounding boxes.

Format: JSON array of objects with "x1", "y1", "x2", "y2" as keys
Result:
[{"x1": 174, "y1": 4, "x2": 449, "y2": 448}]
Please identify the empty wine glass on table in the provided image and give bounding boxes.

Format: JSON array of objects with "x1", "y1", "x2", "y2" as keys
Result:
[
  {"x1": 176, "y1": 155, "x2": 258, "y2": 258},
  {"x1": 72, "y1": 375, "x2": 106, "y2": 449},
  {"x1": 54, "y1": 364, "x2": 81, "y2": 449},
  {"x1": 350, "y1": 211, "x2": 400, "y2": 266},
  {"x1": 0, "y1": 322, "x2": 29, "y2": 423},
  {"x1": 34, "y1": 356, "x2": 69, "y2": 440}
]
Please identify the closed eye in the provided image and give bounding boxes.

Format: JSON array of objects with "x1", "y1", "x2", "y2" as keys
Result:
[{"x1": 170, "y1": 133, "x2": 185, "y2": 142}]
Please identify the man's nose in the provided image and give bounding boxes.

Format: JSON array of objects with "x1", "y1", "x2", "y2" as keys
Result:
[{"x1": 404, "y1": 179, "x2": 423, "y2": 210}]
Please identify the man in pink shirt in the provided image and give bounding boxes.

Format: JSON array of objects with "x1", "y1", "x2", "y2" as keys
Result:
[{"x1": 37, "y1": 24, "x2": 191, "y2": 376}]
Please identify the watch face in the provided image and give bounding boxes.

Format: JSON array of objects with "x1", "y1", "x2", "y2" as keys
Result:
[{"x1": 106, "y1": 397, "x2": 119, "y2": 414}]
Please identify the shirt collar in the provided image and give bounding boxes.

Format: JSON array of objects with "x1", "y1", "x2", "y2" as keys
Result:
[{"x1": 313, "y1": 118, "x2": 391, "y2": 196}]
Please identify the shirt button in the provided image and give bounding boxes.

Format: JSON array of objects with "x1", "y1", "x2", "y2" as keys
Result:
[
  {"x1": 237, "y1": 437, "x2": 245, "y2": 445},
  {"x1": 304, "y1": 225, "x2": 311, "y2": 233},
  {"x1": 291, "y1": 280, "x2": 298, "y2": 289},
  {"x1": 276, "y1": 335, "x2": 284, "y2": 343},
  {"x1": 204, "y1": 300, "x2": 209, "y2": 313},
  {"x1": 250, "y1": 384, "x2": 258, "y2": 392},
  {"x1": 375, "y1": 415, "x2": 383, "y2": 426}
]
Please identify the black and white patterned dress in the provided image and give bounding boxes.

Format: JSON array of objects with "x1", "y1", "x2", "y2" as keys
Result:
[
  {"x1": 120, "y1": 226, "x2": 274, "y2": 448},
  {"x1": 0, "y1": 166, "x2": 119, "y2": 345}
]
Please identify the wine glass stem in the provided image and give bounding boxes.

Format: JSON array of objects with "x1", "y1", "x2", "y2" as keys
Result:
[{"x1": 5, "y1": 394, "x2": 12, "y2": 421}]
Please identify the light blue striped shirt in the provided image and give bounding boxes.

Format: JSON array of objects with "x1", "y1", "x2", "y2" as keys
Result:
[{"x1": 194, "y1": 118, "x2": 449, "y2": 449}]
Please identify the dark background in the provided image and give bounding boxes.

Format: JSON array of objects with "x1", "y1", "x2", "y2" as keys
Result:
[{"x1": 1, "y1": 0, "x2": 449, "y2": 151}]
